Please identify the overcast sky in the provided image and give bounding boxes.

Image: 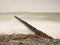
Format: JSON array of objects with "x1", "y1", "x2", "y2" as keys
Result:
[{"x1": 0, "y1": 0, "x2": 60, "y2": 12}]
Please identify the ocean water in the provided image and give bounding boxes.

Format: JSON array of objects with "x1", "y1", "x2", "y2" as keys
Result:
[{"x1": 0, "y1": 13, "x2": 60, "y2": 39}]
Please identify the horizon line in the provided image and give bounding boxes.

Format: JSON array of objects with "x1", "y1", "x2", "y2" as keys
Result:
[{"x1": 0, "y1": 12, "x2": 60, "y2": 14}]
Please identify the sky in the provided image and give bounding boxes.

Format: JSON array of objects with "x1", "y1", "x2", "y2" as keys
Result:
[{"x1": 0, "y1": 0, "x2": 60, "y2": 12}]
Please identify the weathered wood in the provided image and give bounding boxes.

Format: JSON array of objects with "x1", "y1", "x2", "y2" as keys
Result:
[{"x1": 14, "y1": 16, "x2": 53, "y2": 39}]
